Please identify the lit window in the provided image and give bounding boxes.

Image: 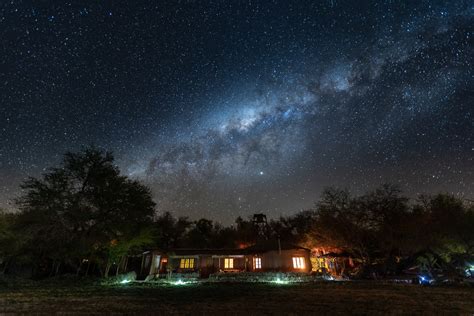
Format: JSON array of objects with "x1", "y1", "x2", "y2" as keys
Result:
[
  {"x1": 179, "y1": 258, "x2": 195, "y2": 269},
  {"x1": 292, "y1": 257, "x2": 305, "y2": 269},
  {"x1": 253, "y1": 257, "x2": 262, "y2": 269},
  {"x1": 224, "y1": 258, "x2": 234, "y2": 269}
]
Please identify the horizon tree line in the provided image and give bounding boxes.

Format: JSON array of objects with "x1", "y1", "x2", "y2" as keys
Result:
[{"x1": 0, "y1": 147, "x2": 472, "y2": 279}]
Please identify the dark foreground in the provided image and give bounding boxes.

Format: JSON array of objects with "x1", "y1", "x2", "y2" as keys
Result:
[{"x1": 0, "y1": 280, "x2": 473, "y2": 314}]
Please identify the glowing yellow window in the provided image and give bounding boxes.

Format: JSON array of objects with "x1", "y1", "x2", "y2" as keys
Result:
[
  {"x1": 179, "y1": 258, "x2": 195, "y2": 269},
  {"x1": 292, "y1": 257, "x2": 305, "y2": 269},
  {"x1": 224, "y1": 258, "x2": 234, "y2": 269},
  {"x1": 253, "y1": 257, "x2": 262, "y2": 269}
]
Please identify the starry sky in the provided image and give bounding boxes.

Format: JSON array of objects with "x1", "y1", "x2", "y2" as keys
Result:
[{"x1": 1, "y1": 1, "x2": 473, "y2": 223}]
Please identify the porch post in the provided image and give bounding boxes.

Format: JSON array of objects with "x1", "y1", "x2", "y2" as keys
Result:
[{"x1": 140, "y1": 254, "x2": 145, "y2": 275}]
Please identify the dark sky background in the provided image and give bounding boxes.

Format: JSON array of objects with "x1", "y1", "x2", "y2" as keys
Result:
[{"x1": 1, "y1": 1, "x2": 472, "y2": 224}]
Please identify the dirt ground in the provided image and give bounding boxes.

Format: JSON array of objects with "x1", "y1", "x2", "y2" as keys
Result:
[{"x1": 0, "y1": 280, "x2": 473, "y2": 315}]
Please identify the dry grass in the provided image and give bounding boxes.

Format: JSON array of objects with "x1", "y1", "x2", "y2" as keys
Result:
[{"x1": 0, "y1": 280, "x2": 473, "y2": 315}]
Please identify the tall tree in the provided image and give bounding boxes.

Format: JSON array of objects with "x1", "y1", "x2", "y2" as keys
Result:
[
  {"x1": 15, "y1": 147, "x2": 156, "y2": 277},
  {"x1": 413, "y1": 194, "x2": 474, "y2": 276},
  {"x1": 153, "y1": 212, "x2": 191, "y2": 249},
  {"x1": 306, "y1": 185, "x2": 411, "y2": 275}
]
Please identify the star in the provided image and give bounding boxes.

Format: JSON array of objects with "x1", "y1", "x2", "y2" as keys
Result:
[{"x1": 0, "y1": 1, "x2": 471, "y2": 224}]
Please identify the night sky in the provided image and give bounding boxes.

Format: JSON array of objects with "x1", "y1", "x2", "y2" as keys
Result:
[{"x1": 1, "y1": 1, "x2": 472, "y2": 223}]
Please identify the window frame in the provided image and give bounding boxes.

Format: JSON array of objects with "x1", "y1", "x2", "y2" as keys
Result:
[
  {"x1": 292, "y1": 257, "x2": 305, "y2": 269},
  {"x1": 179, "y1": 258, "x2": 195, "y2": 269},
  {"x1": 224, "y1": 257, "x2": 234, "y2": 269},
  {"x1": 253, "y1": 257, "x2": 262, "y2": 269}
]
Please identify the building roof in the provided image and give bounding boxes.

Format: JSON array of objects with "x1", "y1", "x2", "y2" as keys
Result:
[
  {"x1": 165, "y1": 248, "x2": 245, "y2": 256},
  {"x1": 244, "y1": 240, "x2": 310, "y2": 253},
  {"x1": 144, "y1": 240, "x2": 309, "y2": 256}
]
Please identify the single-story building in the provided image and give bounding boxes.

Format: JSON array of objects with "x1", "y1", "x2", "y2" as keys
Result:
[{"x1": 135, "y1": 241, "x2": 311, "y2": 279}]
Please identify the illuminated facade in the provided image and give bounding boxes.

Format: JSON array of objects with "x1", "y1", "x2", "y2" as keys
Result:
[
  {"x1": 310, "y1": 247, "x2": 356, "y2": 276},
  {"x1": 137, "y1": 242, "x2": 311, "y2": 278}
]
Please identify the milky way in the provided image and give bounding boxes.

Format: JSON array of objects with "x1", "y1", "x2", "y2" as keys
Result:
[{"x1": 1, "y1": 1, "x2": 472, "y2": 223}]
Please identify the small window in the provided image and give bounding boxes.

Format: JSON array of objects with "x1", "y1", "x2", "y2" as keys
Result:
[
  {"x1": 179, "y1": 258, "x2": 195, "y2": 269},
  {"x1": 224, "y1": 258, "x2": 234, "y2": 269},
  {"x1": 253, "y1": 257, "x2": 262, "y2": 269},
  {"x1": 292, "y1": 257, "x2": 305, "y2": 269}
]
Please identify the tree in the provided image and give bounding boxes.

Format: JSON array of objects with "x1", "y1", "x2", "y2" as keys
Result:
[
  {"x1": 184, "y1": 219, "x2": 218, "y2": 248},
  {"x1": 153, "y1": 212, "x2": 191, "y2": 249},
  {"x1": 15, "y1": 147, "x2": 156, "y2": 277},
  {"x1": 305, "y1": 185, "x2": 412, "y2": 276},
  {"x1": 0, "y1": 210, "x2": 22, "y2": 274},
  {"x1": 307, "y1": 187, "x2": 371, "y2": 260},
  {"x1": 270, "y1": 211, "x2": 316, "y2": 245},
  {"x1": 233, "y1": 216, "x2": 258, "y2": 247},
  {"x1": 304, "y1": 186, "x2": 474, "y2": 278},
  {"x1": 104, "y1": 227, "x2": 156, "y2": 277},
  {"x1": 412, "y1": 194, "x2": 474, "y2": 277}
]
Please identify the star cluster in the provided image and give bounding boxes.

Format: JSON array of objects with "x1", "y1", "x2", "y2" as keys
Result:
[{"x1": 0, "y1": 1, "x2": 472, "y2": 223}]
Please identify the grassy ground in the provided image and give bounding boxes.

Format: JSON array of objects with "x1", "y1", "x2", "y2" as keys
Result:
[{"x1": 0, "y1": 279, "x2": 473, "y2": 315}]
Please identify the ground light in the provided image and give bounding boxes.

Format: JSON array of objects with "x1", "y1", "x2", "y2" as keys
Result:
[
  {"x1": 271, "y1": 277, "x2": 290, "y2": 285},
  {"x1": 465, "y1": 264, "x2": 474, "y2": 277},
  {"x1": 418, "y1": 275, "x2": 433, "y2": 285},
  {"x1": 170, "y1": 279, "x2": 189, "y2": 286},
  {"x1": 322, "y1": 274, "x2": 335, "y2": 281},
  {"x1": 120, "y1": 279, "x2": 131, "y2": 284}
]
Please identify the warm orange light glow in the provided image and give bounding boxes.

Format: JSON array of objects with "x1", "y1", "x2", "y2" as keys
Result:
[
  {"x1": 224, "y1": 258, "x2": 234, "y2": 269},
  {"x1": 292, "y1": 257, "x2": 305, "y2": 269},
  {"x1": 237, "y1": 242, "x2": 253, "y2": 249},
  {"x1": 253, "y1": 257, "x2": 262, "y2": 269},
  {"x1": 179, "y1": 258, "x2": 195, "y2": 269},
  {"x1": 311, "y1": 247, "x2": 343, "y2": 256}
]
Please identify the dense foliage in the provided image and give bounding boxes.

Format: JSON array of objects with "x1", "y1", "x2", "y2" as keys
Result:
[
  {"x1": 305, "y1": 186, "x2": 474, "y2": 277},
  {"x1": 3, "y1": 147, "x2": 156, "y2": 277}
]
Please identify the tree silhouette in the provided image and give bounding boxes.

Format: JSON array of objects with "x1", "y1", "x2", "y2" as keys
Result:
[{"x1": 15, "y1": 147, "x2": 155, "y2": 277}]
